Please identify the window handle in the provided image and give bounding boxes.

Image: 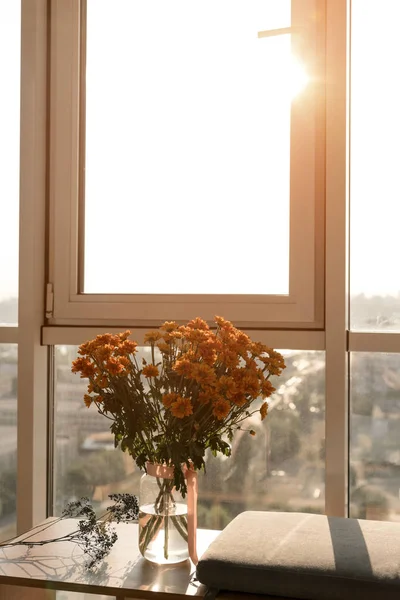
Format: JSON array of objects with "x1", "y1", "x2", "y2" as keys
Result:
[{"x1": 258, "y1": 26, "x2": 301, "y2": 39}]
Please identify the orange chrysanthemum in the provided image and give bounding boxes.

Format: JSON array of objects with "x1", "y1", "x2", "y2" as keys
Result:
[
  {"x1": 144, "y1": 331, "x2": 162, "y2": 343},
  {"x1": 160, "y1": 321, "x2": 179, "y2": 332},
  {"x1": 142, "y1": 364, "x2": 159, "y2": 378},
  {"x1": 216, "y1": 375, "x2": 236, "y2": 399},
  {"x1": 261, "y1": 379, "x2": 276, "y2": 398},
  {"x1": 260, "y1": 402, "x2": 268, "y2": 420},
  {"x1": 170, "y1": 397, "x2": 193, "y2": 419},
  {"x1": 84, "y1": 394, "x2": 93, "y2": 408},
  {"x1": 212, "y1": 398, "x2": 230, "y2": 421},
  {"x1": 162, "y1": 392, "x2": 179, "y2": 408},
  {"x1": 198, "y1": 391, "x2": 212, "y2": 405},
  {"x1": 106, "y1": 357, "x2": 125, "y2": 375},
  {"x1": 191, "y1": 363, "x2": 216, "y2": 386},
  {"x1": 173, "y1": 358, "x2": 194, "y2": 377}
]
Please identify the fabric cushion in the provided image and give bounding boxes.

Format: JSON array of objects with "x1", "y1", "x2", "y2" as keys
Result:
[{"x1": 196, "y1": 511, "x2": 400, "y2": 600}]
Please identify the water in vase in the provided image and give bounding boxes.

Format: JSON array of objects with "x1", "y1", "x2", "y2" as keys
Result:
[{"x1": 139, "y1": 502, "x2": 189, "y2": 564}]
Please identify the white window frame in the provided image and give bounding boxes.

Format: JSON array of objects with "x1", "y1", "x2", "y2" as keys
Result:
[{"x1": 47, "y1": 0, "x2": 325, "y2": 329}]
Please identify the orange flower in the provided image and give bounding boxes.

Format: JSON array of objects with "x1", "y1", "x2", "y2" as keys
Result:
[
  {"x1": 260, "y1": 402, "x2": 268, "y2": 420},
  {"x1": 173, "y1": 358, "x2": 194, "y2": 377},
  {"x1": 162, "y1": 392, "x2": 179, "y2": 408},
  {"x1": 157, "y1": 342, "x2": 170, "y2": 353},
  {"x1": 216, "y1": 375, "x2": 236, "y2": 399},
  {"x1": 261, "y1": 379, "x2": 276, "y2": 398},
  {"x1": 84, "y1": 394, "x2": 93, "y2": 408},
  {"x1": 212, "y1": 398, "x2": 231, "y2": 421},
  {"x1": 241, "y1": 375, "x2": 260, "y2": 399},
  {"x1": 118, "y1": 340, "x2": 138, "y2": 355},
  {"x1": 118, "y1": 330, "x2": 131, "y2": 341},
  {"x1": 71, "y1": 357, "x2": 97, "y2": 379},
  {"x1": 160, "y1": 321, "x2": 179, "y2": 332},
  {"x1": 187, "y1": 317, "x2": 210, "y2": 330},
  {"x1": 142, "y1": 364, "x2": 159, "y2": 378},
  {"x1": 171, "y1": 397, "x2": 193, "y2": 418},
  {"x1": 231, "y1": 393, "x2": 247, "y2": 407},
  {"x1": 144, "y1": 331, "x2": 162, "y2": 343},
  {"x1": 198, "y1": 391, "x2": 212, "y2": 405},
  {"x1": 191, "y1": 363, "x2": 216, "y2": 386},
  {"x1": 106, "y1": 357, "x2": 125, "y2": 375}
]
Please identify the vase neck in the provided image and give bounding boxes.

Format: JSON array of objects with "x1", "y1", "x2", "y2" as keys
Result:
[{"x1": 146, "y1": 462, "x2": 174, "y2": 480}]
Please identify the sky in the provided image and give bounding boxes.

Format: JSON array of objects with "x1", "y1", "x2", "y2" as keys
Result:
[{"x1": 1, "y1": 0, "x2": 400, "y2": 303}]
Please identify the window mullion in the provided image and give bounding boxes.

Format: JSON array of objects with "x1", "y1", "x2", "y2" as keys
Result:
[{"x1": 325, "y1": 0, "x2": 350, "y2": 518}]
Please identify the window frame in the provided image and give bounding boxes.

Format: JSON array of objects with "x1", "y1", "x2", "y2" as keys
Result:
[
  {"x1": 13, "y1": 0, "x2": 400, "y2": 537},
  {"x1": 47, "y1": 0, "x2": 325, "y2": 329}
]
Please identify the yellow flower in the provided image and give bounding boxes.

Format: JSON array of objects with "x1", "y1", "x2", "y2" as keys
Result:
[
  {"x1": 142, "y1": 364, "x2": 159, "y2": 378},
  {"x1": 260, "y1": 402, "x2": 268, "y2": 420},
  {"x1": 171, "y1": 397, "x2": 193, "y2": 419},
  {"x1": 212, "y1": 398, "x2": 230, "y2": 420}
]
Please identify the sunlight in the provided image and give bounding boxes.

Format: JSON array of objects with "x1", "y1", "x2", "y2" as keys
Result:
[{"x1": 289, "y1": 56, "x2": 309, "y2": 98}]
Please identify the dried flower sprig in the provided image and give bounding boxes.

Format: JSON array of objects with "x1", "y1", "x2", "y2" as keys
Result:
[{"x1": 0, "y1": 494, "x2": 139, "y2": 568}]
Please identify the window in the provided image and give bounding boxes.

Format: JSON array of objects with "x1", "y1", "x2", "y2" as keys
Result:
[
  {"x1": 350, "y1": 353, "x2": 400, "y2": 521},
  {"x1": 350, "y1": 0, "x2": 400, "y2": 332},
  {"x1": 0, "y1": 0, "x2": 20, "y2": 541},
  {"x1": 53, "y1": 346, "x2": 325, "y2": 525},
  {"x1": 48, "y1": 0, "x2": 325, "y2": 328},
  {"x1": 0, "y1": 0, "x2": 20, "y2": 325},
  {"x1": 11, "y1": 0, "x2": 400, "y2": 544}
]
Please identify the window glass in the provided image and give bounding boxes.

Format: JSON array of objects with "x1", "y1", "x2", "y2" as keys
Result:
[
  {"x1": 0, "y1": 344, "x2": 17, "y2": 542},
  {"x1": 350, "y1": 353, "x2": 400, "y2": 521},
  {"x1": 54, "y1": 346, "x2": 325, "y2": 526},
  {"x1": 350, "y1": 0, "x2": 400, "y2": 331},
  {"x1": 84, "y1": 1, "x2": 294, "y2": 295},
  {"x1": 0, "y1": 1, "x2": 20, "y2": 324}
]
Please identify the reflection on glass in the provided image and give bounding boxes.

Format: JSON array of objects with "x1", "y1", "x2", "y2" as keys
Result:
[
  {"x1": 84, "y1": 1, "x2": 291, "y2": 295},
  {"x1": 350, "y1": 1, "x2": 400, "y2": 331},
  {"x1": 0, "y1": 2, "x2": 20, "y2": 319},
  {"x1": 54, "y1": 347, "x2": 325, "y2": 528},
  {"x1": 0, "y1": 344, "x2": 17, "y2": 542},
  {"x1": 350, "y1": 353, "x2": 400, "y2": 521}
]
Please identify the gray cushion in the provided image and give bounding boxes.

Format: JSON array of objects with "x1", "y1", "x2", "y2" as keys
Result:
[{"x1": 196, "y1": 511, "x2": 400, "y2": 600}]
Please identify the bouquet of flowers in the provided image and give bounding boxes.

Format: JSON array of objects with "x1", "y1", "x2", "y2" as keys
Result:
[
  {"x1": 72, "y1": 316, "x2": 285, "y2": 492},
  {"x1": 72, "y1": 316, "x2": 285, "y2": 561}
]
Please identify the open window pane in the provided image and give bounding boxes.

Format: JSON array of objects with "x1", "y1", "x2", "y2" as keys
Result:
[
  {"x1": 0, "y1": 344, "x2": 17, "y2": 542},
  {"x1": 0, "y1": 1, "x2": 20, "y2": 324},
  {"x1": 350, "y1": 353, "x2": 400, "y2": 521},
  {"x1": 350, "y1": 0, "x2": 400, "y2": 331},
  {"x1": 53, "y1": 346, "x2": 325, "y2": 527},
  {"x1": 84, "y1": 0, "x2": 292, "y2": 295}
]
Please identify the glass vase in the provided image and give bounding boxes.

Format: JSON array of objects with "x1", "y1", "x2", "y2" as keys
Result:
[{"x1": 139, "y1": 466, "x2": 189, "y2": 564}]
